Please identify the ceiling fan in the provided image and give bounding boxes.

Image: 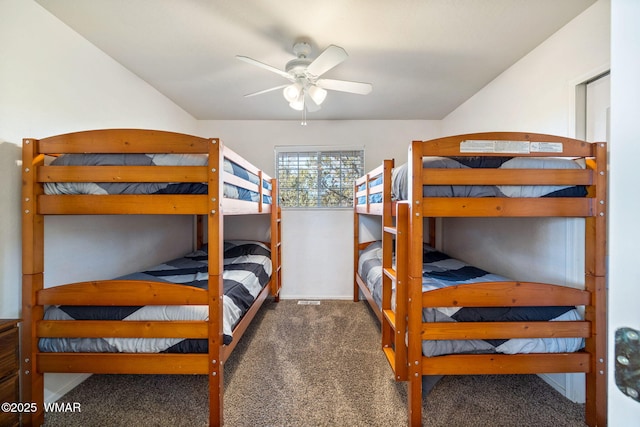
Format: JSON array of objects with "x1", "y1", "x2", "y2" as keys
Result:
[{"x1": 236, "y1": 41, "x2": 373, "y2": 114}]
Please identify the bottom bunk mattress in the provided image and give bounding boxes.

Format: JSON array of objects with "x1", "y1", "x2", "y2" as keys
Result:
[
  {"x1": 39, "y1": 240, "x2": 272, "y2": 353},
  {"x1": 357, "y1": 241, "x2": 584, "y2": 357},
  {"x1": 357, "y1": 241, "x2": 384, "y2": 310}
]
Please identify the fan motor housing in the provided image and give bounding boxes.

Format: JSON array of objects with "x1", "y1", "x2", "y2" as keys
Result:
[
  {"x1": 286, "y1": 42, "x2": 313, "y2": 76},
  {"x1": 285, "y1": 58, "x2": 312, "y2": 75}
]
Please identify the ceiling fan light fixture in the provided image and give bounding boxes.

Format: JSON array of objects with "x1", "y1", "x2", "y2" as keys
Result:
[
  {"x1": 289, "y1": 98, "x2": 305, "y2": 111},
  {"x1": 308, "y1": 85, "x2": 327, "y2": 105},
  {"x1": 283, "y1": 83, "x2": 302, "y2": 103}
]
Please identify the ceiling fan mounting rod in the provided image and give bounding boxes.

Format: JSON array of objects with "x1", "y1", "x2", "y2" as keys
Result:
[{"x1": 292, "y1": 41, "x2": 311, "y2": 58}]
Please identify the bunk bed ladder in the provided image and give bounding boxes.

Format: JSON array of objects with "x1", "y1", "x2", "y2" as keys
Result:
[
  {"x1": 381, "y1": 201, "x2": 409, "y2": 381},
  {"x1": 271, "y1": 179, "x2": 283, "y2": 301}
]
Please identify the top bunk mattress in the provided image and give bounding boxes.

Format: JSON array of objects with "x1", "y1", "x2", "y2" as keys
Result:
[
  {"x1": 391, "y1": 156, "x2": 588, "y2": 201},
  {"x1": 43, "y1": 153, "x2": 272, "y2": 203}
]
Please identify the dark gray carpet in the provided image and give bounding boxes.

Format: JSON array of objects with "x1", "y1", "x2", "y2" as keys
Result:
[{"x1": 44, "y1": 300, "x2": 586, "y2": 426}]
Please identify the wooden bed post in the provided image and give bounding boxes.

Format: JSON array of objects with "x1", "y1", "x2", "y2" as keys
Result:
[
  {"x1": 585, "y1": 141, "x2": 608, "y2": 427},
  {"x1": 21, "y1": 137, "x2": 46, "y2": 426},
  {"x1": 428, "y1": 218, "x2": 436, "y2": 248},
  {"x1": 208, "y1": 138, "x2": 225, "y2": 426},
  {"x1": 406, "y1": 142, "x2": 424, "y2": 426}
]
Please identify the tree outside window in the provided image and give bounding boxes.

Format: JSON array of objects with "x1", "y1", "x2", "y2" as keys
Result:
[{"x1": 276, "y1": 148, "x2": 364, "y2": 208}]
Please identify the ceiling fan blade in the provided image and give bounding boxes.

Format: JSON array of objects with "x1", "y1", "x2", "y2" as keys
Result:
[
  {"x1": 236, "y1": 55, "x2": 293, "y2": 80},
  {"x1": 316, "y1": 78, "x2": 373, "y2": 95},
  {"x1": 306, "y1": 45, "x2": 348, "y2": 77},
  {"x1": 243, "y1": 84, "x2": 289, "y2": 98}
]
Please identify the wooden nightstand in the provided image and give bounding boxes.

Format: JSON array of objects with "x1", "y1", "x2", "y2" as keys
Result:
[{"x1": 0, "y1": 319, "x2": 20, "y2": 427}]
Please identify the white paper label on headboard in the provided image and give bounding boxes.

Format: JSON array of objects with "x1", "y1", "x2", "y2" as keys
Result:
[
  {"x1": 460, "y1": 140, "x2": 531, "y2": 154},
  {"x1": 530, "y1": 142, "x2": 564, "y2": 153}
]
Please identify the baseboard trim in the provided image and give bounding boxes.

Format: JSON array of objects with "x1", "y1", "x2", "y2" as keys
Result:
[
  {"x1": 538, "y1": 372, "x2": 585, "y2": 403},
  {"x1": 44, "y1": 373, "x2": 92, "y2": 403}
]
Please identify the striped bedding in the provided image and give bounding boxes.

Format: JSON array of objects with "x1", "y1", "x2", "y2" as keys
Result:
[
  {"x1": 355, "y1": 156, "x2": 587, "y2": 206},
  {"x1": 39, "y1": 241, "x2": 272, "y2": 353},
  {"x1": 391, "y1": 156, "x2": 587, "y2": 201},
  {"x1": 43, "y1": 153, "x2": 272, "y2": 203},
  {"x1": 358, "y1": 241, "x2": 584, "y2": 357}
]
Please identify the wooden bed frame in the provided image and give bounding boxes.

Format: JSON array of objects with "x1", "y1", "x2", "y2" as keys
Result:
[
  {"x1": 21, "y1": 129, "x2": 282, "y2": 426},
  {"x1": 354, "y1": 132, "x2": 607, "y2": 426}
]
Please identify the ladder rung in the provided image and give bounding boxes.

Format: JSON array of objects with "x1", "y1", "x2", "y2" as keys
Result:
[
  {"x1": 383, "y1": 267, "x2": 396, "y2": 281},
  {"x1": 383, "y1": 226, "x2": 397, "y2": 235},
  {"x1": 383, "y1": 346, "x2": 396, "y2": 372},
  {"x1": 383, "y1": 309, "x2": 396, "y2": 329}
]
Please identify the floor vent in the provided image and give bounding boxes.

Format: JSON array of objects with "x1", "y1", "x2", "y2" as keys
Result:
[{"x1": 297, "y1": 300, "x2": 321, "y2": 305}]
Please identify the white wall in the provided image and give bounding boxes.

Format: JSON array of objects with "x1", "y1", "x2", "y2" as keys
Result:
[
  {"x1": 439, "y1": 0, "x2": 611, "y2": 404},
  {"x1": 0, "y1": 0, "x2": 198, "y2": 400},
  {"x1": 442, "y1": 0, "x2": 610, "y2": 137},
  {"x1": 608, "y1": 0, "x2": 640, "y2": 424},
  {"x1": 198, "y1": 120, "x2": 440, "y2": 299}
]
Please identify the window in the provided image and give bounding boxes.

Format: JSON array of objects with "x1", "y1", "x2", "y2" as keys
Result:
[{"x1": 276, "y1": 146, "x2": 364, "y2": 208}]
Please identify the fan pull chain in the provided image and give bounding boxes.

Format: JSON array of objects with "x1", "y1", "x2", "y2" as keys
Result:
[{"x1": 301, "y1": 106, "x2": 307, "y2": 126}]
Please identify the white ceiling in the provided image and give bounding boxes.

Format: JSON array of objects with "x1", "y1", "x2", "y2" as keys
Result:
[{"x1": 36, "y1": 0, "x2": 596, "y2": 121}]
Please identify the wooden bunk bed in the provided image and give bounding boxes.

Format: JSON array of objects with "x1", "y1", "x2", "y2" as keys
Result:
[
  {"x1": 21, "y1": 128, "x2": 282, "y2": 426},
  {"x1": 354, "y1": 132, "x2": 607, "y2": 426}
]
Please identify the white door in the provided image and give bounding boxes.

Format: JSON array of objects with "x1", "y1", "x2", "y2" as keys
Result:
[
  {"x1": 608, "y1": 2, "x2": 640, "y2": 424},
  {"x1": 590, "y1": 71, "x2": 640, "y2": 424}
]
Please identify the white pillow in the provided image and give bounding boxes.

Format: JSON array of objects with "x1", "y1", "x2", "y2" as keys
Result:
[{"x1": 498, "y1": 157, "x2": 583, "y2": 197}]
